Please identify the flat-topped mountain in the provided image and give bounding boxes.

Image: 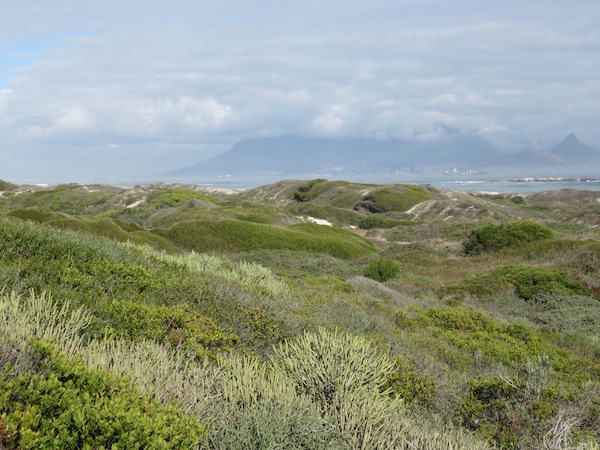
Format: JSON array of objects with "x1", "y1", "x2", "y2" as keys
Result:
[
  {"x1": 166, "y1": 135, "x2": 503, "y2": 177},
  {"x1": 166, "y1": 133, "x2": 599, "y2": 177}
]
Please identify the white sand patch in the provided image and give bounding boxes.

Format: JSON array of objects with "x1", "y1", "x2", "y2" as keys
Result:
[
  {"x1": 406, "y1": 199, "x2": 436, "y2": 217},
  {"x1": 126, "y1": 199, "x2": 145, "y2": 208},
  {"x1": 199, "y1": 187, "x2": 239, "y2": 195},
  {"x1": 298, "y1": 216, "x2": 333, "y2": 226}
]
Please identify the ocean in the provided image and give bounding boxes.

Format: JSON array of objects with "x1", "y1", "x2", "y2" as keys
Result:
[{"x1": 165, "y1": 175, "x2": 600, "y2": 195}]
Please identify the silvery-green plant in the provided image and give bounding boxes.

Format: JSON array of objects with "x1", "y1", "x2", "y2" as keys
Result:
[
  {"x1": 0, "y1": 289, "x2": 91, "y2": 365},
  {"x1": 202, "y1": 353, "x2": 345, "y2": 449}
]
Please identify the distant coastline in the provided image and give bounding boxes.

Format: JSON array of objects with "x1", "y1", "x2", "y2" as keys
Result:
[
  {"x1": 509, "y1": 177, "x2": 600, "y2": 183},
  {"x1": 5, "y1": 174, "x2": 600, "y2": 196}
]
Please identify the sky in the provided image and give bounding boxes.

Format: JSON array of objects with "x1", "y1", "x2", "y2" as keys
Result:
[{"x1": 1, "y1": 0, "x2": 599, "y2": 183}]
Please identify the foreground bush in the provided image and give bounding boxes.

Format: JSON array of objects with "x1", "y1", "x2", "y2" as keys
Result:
[
  {"x1": 464, "y1": 221, "x2": 553, "y2": 255},
  {"x1": 272, "y1": 328, "x2": 405, "y2": 448},
  {"x1": 0, "y1": 341, "x2": 206, "y2": 450},
  {"x1": 204, "y1": 354, "x2": 345, "y2": 449}
]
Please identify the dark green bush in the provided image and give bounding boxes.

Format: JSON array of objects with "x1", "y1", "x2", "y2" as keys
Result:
[
  {"x1": 497, "y1": 267, "x2": 577, "y2": 300},
  {"x1": 384, "y1": 357, "x2": 436, "y2": 405},
  {"x1": 103, "y1": 301, "x2": 239, "y2": 357},
  {"x1": 460, "y1": 377, "x2": 520, "y2": 448},
  {"x1": 489, "y1": 266, "x2": 585, "y2": 300},
  {"x1": 147, "y1": 188, "x2": 217, "y2": 208},
  {"x1": 463, "y1": 221, "x2": 553, "y2": 255},
  {"x1": 293, "y1": 179, "x2": 327, "y2": 202},
  {"x1": 354, "y1": 185, "x2": 433, "y2": 214},
  {"x1": 449, "y1": 265, "x2": 586, "y2": 300},
  {"x1": 364, "y1": 258, "x2": 401, "y2": 282},
  {"x1": 0, "y1": 341, "x2": 206, "y2": 450}
]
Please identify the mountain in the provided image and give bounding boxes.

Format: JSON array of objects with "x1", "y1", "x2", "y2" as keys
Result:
[
  {"x1": 499, "y1": 149, "x2": 561, "y2": 166},
  {"x1": 550, "y1": 133, "x2": 599, "y2": 163},
  {"x1": 165, "y1": 133, "x2": 599, "y2": 178},
  {"x1": 166, "y1": 135, "x2": 503, "y2": 177}
]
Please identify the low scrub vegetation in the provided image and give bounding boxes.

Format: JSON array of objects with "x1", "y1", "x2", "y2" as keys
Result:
[
  {"x1": 0, "y1": 178, "x2": 598, "y2": 449},
  {"x1": 464, "y1": 221, "x2": 553, "y2": 255},
  {"x1": 358, "y1": 215, "x2": 415, "y2": 229}
]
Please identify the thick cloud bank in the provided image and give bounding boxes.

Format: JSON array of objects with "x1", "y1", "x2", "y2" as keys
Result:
[{"x1": 0, "y1": 0, "x2": 599, "y2": 182}]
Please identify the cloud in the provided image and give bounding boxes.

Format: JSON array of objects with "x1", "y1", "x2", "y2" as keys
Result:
[{"x1": 0, "y1": 0, "x2": 600, "y2": 181}]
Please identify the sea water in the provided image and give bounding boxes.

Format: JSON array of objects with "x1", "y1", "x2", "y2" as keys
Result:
[{"x1": 166, "y1": 175, "x2": 600, "y2": 195}]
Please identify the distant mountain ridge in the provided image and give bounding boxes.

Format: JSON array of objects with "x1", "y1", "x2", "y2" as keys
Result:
[{"x1": 166, "y1": 133, "x2": 600, "y2": 177}]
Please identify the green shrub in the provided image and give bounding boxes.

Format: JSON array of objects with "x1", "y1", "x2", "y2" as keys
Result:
[
  {"x1": 463, "y1": 221, "x2": 553, "y2": 255},
  {"x1": 6, "y1": 209, "x2": 67, "y2": 223},
  {"x1": 147, "y1": 188, "x2": 218, "y2": 208},
  {"x1": 384, "y1": 357, "x2": 436, "y2": 405},
  {"x1": 293, "y1": 179, "x2": 327, "y2": 202},
  {"x1": 0, "y1": 184, "x2": 111, "y2": 215},
  {"x1": 489, "y1": 266, "x2": 585, "y2": 300},
  {"x1": 103, "y1": 300, "x2": 239, "y2": 357},
  {"x1": 0, "y1": 341, "x2": 206, "y2": 450},
  {"x1": 453, "y1": 266, "x2": 586, "y2": 300},
  {"x1": 364, "y1": 258, "x2": 401, "y2": 282},
  {"x1": 355, "y1": 185, "x2": 433, "y2": 213},
  {"x1": 460, "y1": 377, "x2": 520, "y2": 448},
  {"x1": 0, "y1": 179, "x2": 18, "y2": 191}
]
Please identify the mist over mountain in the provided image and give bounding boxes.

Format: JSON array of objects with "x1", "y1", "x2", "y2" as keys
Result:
[{"x1": 165, "y1": 133, "x2": 600, "y2": 178}]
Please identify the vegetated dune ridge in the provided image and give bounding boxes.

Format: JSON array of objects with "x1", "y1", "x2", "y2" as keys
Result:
[{"x1": 0, "y1": 178, "x2": 599, "y2": 449}]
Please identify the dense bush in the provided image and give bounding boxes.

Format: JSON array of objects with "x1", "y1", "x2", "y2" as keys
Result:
[
  {"x1": 364, "y1": 258, "x2": 401, "y2": 282},
  {"x1": 147, "y1": 188, "x2": 218, "y2": 208},
  {"x1": 354, "y1": 185, "x2": 433, "y2": 214},
  {"x1": 489, "y1": 266, "x2": 585, "y2": 300},
  {"x1": 293, "y1": 178, "x2": 327, "y2": 202},
  {"x1": 0, "y1": 184, "x2": 111, "y2": 215},
  {"x1": 452, "y1": 266, "x2": 586, "y2": 300},
  {"x1": 103, "y1": 300, "x2": 239, "y2": 357},
  {"x1": 463, "y1": 221, "x2": 553, "y2": 255},
  {"x1": 0, "y1": 341, "x2": 206, "y2": 450},
  {"x1": 384, "y1": 357, "x2": 436, "y2": 405}
]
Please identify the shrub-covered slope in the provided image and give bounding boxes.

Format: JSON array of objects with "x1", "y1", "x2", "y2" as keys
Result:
[{"x1": 0, "y1": 179, "x2": 599, "y2": 449}]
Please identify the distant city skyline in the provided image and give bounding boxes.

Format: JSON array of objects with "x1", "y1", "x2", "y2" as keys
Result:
[{"x1": 1, "y1": 1, "x2": 599, "y2": 183}]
